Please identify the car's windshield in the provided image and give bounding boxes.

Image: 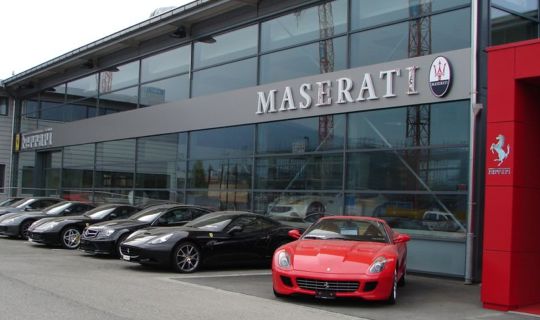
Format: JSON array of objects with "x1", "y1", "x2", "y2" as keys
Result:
[
  {"x1": 12, "y1": 198, "x2": 35, "y2": 208},
  {"x1": 44, "y1": 202, "x2": 73, "y2": 215},
  {"x1": 184, "y1": 214, "x2": 234, "y2": 231},
  {"x1": 302, "y1": 219, "x2": 389, "y2": 243},
  {"x1": 0, "y1": 198, "x2": 22, "y2": 207},
  {"x1": 86, "y1": 207, "x2": 116, "y2": 219},
  {"x1": 130, "y1": 207, "x2": 167, "y2": 223}
]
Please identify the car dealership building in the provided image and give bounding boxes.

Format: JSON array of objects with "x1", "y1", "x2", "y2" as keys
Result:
[{"x1": 1, "y1": 0, "x2": 539, "y2": 313}]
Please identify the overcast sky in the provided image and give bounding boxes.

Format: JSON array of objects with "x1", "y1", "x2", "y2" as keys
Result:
[{"x1": 0, "y1": 0, "x2": 193, "y2": 81}]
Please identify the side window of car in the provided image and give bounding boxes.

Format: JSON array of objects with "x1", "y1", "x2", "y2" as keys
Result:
[
  {"x1": 114, "y1": 206, "x2": 136, "y2": 218},
  {"x1": 228, "y1": 216, "x2": 272, "y2": 233},
  {"x1": 159, "y1": 209, "x2": 192, "y2": 225},
  {"x1": 190, "y1": 208, "x2": 210, "y2": 219}
]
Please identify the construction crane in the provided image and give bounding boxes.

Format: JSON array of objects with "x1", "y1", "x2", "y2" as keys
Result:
[{"x1": 318, "y1": 2, "x2": 335, "y2": 145}]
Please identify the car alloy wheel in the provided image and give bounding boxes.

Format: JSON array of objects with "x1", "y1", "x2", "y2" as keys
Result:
[
  {"x1": 20, "y1": 220, "x2": 34, "y2": 239},
  {"x1": 174, "y1": 242, "x2": 200, "y2": 273},
  {"x1": 62, "y1": 228, "x2": 81, "y2": 249},
  {"x1": 387, "y1": 269, "x2": 398, "y2": 305}
]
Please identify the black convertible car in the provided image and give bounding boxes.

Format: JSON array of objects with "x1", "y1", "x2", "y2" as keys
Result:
[
  {"x1": 27, "y1": 204, "x2": 139, "y2": 249},
  {"x1": 79, "y1": 203, "x2": 215, "y2": 256},
  {"x1": 0, "y1": 201, "x2": 95, "y2": 239},
  {"x1": 119, "y1": 211, "x2": 296, "y2": 273}
]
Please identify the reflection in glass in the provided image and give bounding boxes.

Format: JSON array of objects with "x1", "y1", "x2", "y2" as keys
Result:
[
  {"x1": 96, "y1": 139, "x2": 135, "y2": 165},
  {"x1": 190, "y1": 125, "x2": 254, "y2": 158},
  {"x1": 351, "y1": 0, "x2": 470, "y2": 30},
  {"x1": 491, "y1": 7, "x2": 539, "y2": 45},
  {"x1": 141, "y1": 45, "x2": 190, "y2": 82},
  {"x1": 345, "y1": 193, "x2": 467, "y2": 235},
  {"x1": 64, "y1": 144, "x2": 95, "y2": 168},
  {"x1": 261, "y1": 0, "x2": 347, "y2": 51},
  {"x1": 431, "y1": 9, "x2": 471, "y2": 53},
  {"x1": 260, "y1": 37, "x2": 347, "y2": 84},
  {"x1": 99, "y1": 61, "x2": 139, "y2": 93},
  {"x1": 350, "y1": 22, "x2": 408, "y2": 67},
  {"x1": 140, "y1": 74, "x2": 189, "y2": 107},
  {"x1": 67, "y1": 74, "x2": 98, "y2": 101},
  {"x1": 136, "y1": 161, "x2": 176, "y2": 189},
  {"x1": 256, "y1": 154, "x2": 343, "y2": 190},
  {"x1": 258, "y1": 115, "x2": 345, "y2": 154},
  {"x1": 254, "y1": 192, "x2": 343, "y2": 216},
  {"x1": 23, "y1": 100, "x2": 40, "y2": 118},
  {"x1": 187, "y1": 191, "x2": 251, "y2": 211},
  {"x1": 492, "y1": 0, "x2": 538, "y2": 16},
  {"x1": 187, "y1": 158, "x2": 252, "y2": 189},
  {"x1": 347, "y1": 148, "x2": 469, "y2": 191},
  {"x1": 191, "y1": 58, "x2": 257, "y2": 97},
  {"x1": 193, "y1": 25, "x2": 257, "y2": 68},
  {"x1": 137, "y1": 134, "x2": 178, "y2": 162},
  {"x1": 99, "y1": 86, "x2": 138, "y2": 115}
]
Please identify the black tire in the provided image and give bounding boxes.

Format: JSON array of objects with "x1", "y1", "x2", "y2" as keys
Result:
[
  {"x1": 19, "y1": 220, "x2": 34, "y2": 239},
  {"x1": 60, "y1": 227, "x2": 82, "y2": 249},
  {"x1": 398, "y1": 269, "x2": 406, "y2": 287},
  {"x1": 172, "y1": 242, "x2": 201, "y2": 273},
  {"x1": 115, "y1": 233, "x2": 130, "y2": 258},
  {"x1": 386, "y1": 269, "x2": 398, "y2": 305}
]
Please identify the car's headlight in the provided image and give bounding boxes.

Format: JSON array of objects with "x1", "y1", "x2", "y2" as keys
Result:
[
  {"x1": 97, "y1": 228, "x2": 115, "y2": 239},
  {"x1": 149, "y1": 233, "x2": 173, "y2": 245},
  {"x1": 35, "y1": 221, "x2": 60, "y2": 232},
  {"x1": 368, "y1": 257, "x2": 388, "y2": 274},
  {"x1": 276, "y1": 250, "x2": 291, "y2": 270}
]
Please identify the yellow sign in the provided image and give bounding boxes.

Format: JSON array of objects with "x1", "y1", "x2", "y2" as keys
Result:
[{"x1": 14, "y1": 133, "x2": 20, "y2": 152}]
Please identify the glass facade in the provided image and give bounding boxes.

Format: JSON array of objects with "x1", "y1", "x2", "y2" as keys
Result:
[{"x1": 491, "y1": 0, "x2": 540, "y2": 45}]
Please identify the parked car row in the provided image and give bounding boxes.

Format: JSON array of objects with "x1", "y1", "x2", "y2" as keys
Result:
[{"x1": 0, "y1": 196, "x2": 411, "y2": 304}]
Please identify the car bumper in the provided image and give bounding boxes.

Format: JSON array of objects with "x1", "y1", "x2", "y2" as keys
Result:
[
  {"x1": 272, "y1": 267, "x2": 394, "y2": 301},
  {"x1": 0, "y1": 224, "x2": 20, "y2": 237},
  {"x1": 119, "y1": 243, "x2": 171, "y2": 267},
  {"x1": 27, "y1": 231, "x2": 60, "y2": 245},
  {"x1": 79, "y1": 238, "x2": 116, "y2": 255}
]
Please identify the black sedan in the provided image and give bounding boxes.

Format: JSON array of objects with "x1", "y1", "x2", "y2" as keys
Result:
[
  {"x1": 79, "y1": 204, "x2": 215, "y2": 257},
  {"x1": 0, "y1": 197, "x2": 63, "y2": 217},
  {"x1": 0, "y1": 201, "x2": 96, "y2": 239},
  {"x1": 27, "y1": 204, "x2": 139, "y2": 249},
  {"x1": 119, "y1": 211, "x2": 296, "y2": 273}
]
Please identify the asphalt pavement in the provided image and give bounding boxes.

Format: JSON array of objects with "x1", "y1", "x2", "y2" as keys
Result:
[{"x1": 0, "y1": 236, "x2": 537, "y2": 320}]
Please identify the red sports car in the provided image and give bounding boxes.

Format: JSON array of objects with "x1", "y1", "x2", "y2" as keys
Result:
[{"x1": 272, "y1": 216, "x2": 410, "y2": 304}]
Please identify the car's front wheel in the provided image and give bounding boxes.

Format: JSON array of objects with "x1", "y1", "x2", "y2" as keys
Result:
[
  {"x1": 61, "y1": 227, "x2": 81, "y2": 249},
  {"x1": 19, "y1": 220, "x2": 34, "y2": 239},
  {"x1": 172, "y1": 242, "x2": 201, "y2": 273},
  {"x1": 386, "y1": 269, "x2": 398, "y2": 305}
]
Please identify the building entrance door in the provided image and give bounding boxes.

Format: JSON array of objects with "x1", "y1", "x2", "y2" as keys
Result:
[{"x1": 36, "y1": 150, "x2": 62, "y2": 197}]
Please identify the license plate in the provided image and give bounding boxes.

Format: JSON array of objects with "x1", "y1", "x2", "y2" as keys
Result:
[
  {"x1": 122, "y1": 255, "x2": 130, "y2": 261},
  {"x1": 315, "y1": 290, "x2": 336, "y2": 299}
]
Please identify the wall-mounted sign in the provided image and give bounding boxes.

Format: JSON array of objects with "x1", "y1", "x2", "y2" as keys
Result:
[
  {"x1": 429, "y1": 56, "x2": 452, "y2": 98},
  {"x1": 20, "y1": 128, "x2": 53, "y2": 151},
  {"x1": 487, "y1": 133, "x2": 511, "y2": 175}
]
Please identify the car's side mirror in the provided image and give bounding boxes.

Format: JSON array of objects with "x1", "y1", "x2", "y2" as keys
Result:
[
  {"x1": 227, "y1": 225, "x2": 243, "y2": 235},
  {"x1": 288, "y1": 229, "x2": 302, "y2": 239},
  {"x1": 394, "y1": 234, "x2": 411, "y2": 243},
  {"x1": 109, "y1": 213, "x2": 117, "y2": 220}
]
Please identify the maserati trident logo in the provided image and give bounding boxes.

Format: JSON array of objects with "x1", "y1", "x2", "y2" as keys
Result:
[
  {"x1": 490, "y1": 134, "x2": 510, "y2": 167},
  {"x1": 429, "y1": 56, "x2": 452, "y2": 97}
]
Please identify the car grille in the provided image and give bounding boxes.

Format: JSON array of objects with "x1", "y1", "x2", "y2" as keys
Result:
[
  {"x1": 29, "y1": 233, "x2": 42, "y2": 241},
  {"x1": 83, "y1": 229, "x2": 99, "y2": 238},
  {"x1": 120, "y1": 246, "x2": 140, "y2": 257},
  {"x1": 0, "y1": 226, "x2": 7, "y2": 233},
  {"x1": 296, "y1": 278, "x2": 359, "y2": 292},
  {"x1": 270, "y1": 206, "x2": 292, "y2": 213}
]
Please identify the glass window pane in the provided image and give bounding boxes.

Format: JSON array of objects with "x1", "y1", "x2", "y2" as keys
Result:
[
  {"x1": 256, "y1": 154, "x2": 343, "y2": 190},
  {"x1": 261, "y1": 0, "x2": 347, "y2": 51},
  {"x1": 140, "y1": 74, "x2": 189, "y2": 107},
  {"x1": 190, "y1": 125, "x2": 254, "y2": 158},
  {"x1": 64, "y1": 144, "x2": 95, "y2": 168},
  {"x1": 141, "y1": 45, "x2": 190, "y2": 82},
  {"x1": 96, "y1": 139, "x2": 135, "y2": 165},
  {"x1": 178, "y1": 133, "x2": 188, "y2": 160},
  {"x1": 491, "y1": 8, "x2": 539, "y2": 45},
  {"x1": 260, "y1": 36, "x2": 347, "y2": 84},
  {"x1": 95, "y1": 164, "x2": 134, "y2": 188},
  {"x1": 258, "y1": 115, "x2": 345, "y2": 154},
  {"x1": 350, "y1": 22, "x2": 409, "y2": 67},
  {"x1": 187, "y1": 158, "x2": 252, "y2": 189},
  {"x1": 67, "y1": 74, "x2": 99, "y2": 100},
  {"x1": 431, "y1": 8, "x2": 471, "y2": 53},
  {"x1": 351, "y1": 0, "x2": 470, "y2": 30},
  {"x1": 187, "y1": 191, "x2": 251, "y2": 211},
  {"x1": 99, "y1": 61, "x2": 139, "y2": 93},
  {"x1": 347, "y1": 148, "x2": 469, "y2": 191},
  {"x1": 62, "y1": 168, "x2": 94, "y2": 189},
  {"x1": 348, "y1": 102, "x2": 469, "y2": 149},
  {"x1": 192, "y1": 58, "x2": 257, "y2": 97},
  {"x1": 254, "y1": 192, "x2": 344, "y2": 216},
  {"x1": 345, "y1": 193, "x2": 467, "y2": 236},
  {"x1": 193, "y1": 25, "x2": 257, "y2": 68},
  {"x1": 136, "y1": 161, "x2": 176, "y2": 189},
  {"x1": 99, "y1": 87, "x2": 138, "y2": 115},
  {"x1": 492, "y1": 0, "x2": 538, "y2": 16},
  {"x1": 137, "y1": 134, "x2": 178, "y2": 162}
]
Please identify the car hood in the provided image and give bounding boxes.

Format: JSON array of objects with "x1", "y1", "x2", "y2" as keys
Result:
[
  {"x1": 89, "y1": 219, "x2": 148, "y2": 230},
  {"x1": 0, "y1": 207, "x2": 22, "y2": 216},
  {"x1": 289, "y1": 240, "x2": 390, "y2": 274},
  {"x1": 0, "y1": 211, "x2": 45, "y2": 223}
]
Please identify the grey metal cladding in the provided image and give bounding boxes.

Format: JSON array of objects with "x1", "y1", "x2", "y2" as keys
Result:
[{"x1": 43, "y1": 48, "x2": 471, "y2": 149}]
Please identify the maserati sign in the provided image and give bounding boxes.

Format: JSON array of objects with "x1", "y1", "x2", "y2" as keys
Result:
[{"x1": 429, "y1": 56, "x2": 452, "y2": 98}]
